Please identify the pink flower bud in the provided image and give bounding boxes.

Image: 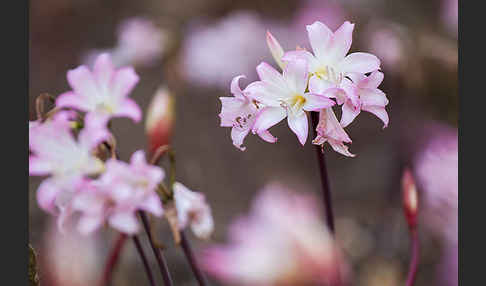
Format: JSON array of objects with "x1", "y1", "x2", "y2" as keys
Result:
[
  {"x1": 402, "y1": 168, "x2": 418, "y2": 229},
  {"x1": 145, "y1": 86, "x2": 175, "y2": 154}
]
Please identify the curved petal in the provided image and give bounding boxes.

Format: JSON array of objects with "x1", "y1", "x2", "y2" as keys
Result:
[
  {"x1": 93, "y1": 53, "x2": 115, "y2": 88},
  {"x1": 109, "y1": 212, "x2": 139, "y2": 234},
  {"x1": 111, "y1": 67, "x2": 139, "y2": 99},
  {"x1": 252, "y1": 107, "x2": 287, "y2": 134},
  {"x1": 230, "y1": 75, "x2": 247, "y2": 99},
  {"x1": 306, "y1": 21, "x2": 333, "y2": 59},
  {"x1": 245, "y1": 81, "x2": 282, "y2": 106},
  {"x1": 328, "y1": 139, "x2": 355, "y2": 157},
  {"x1": 55, "y1": 91, "x2": 92, "y2": 111},
  {"x1": 139, "y1": 194, "x2": 164, "y2": 217},
  {"x1": 303, "y1": 93, "x2": 336, "y2": 111},
  {"x1": 116, "y1": 98, "x2": 142, "y2": 122},
  {"x1": 287, "y1": 112, "x2": 308, "y2": 145},
  {"x1": 231, "y1": 127, "x2": 251, "y2": 151},
  {"x1": 328, "y1": 21, "x2": 354, "y2": 62},
  {"x1": 340, "y1": 101, "x2": 361, "y2": 127},
  {"x1": 266, "y1": 31, "x2": 285, "y2": 70},
  {"x1": 340, "y1": 52, "x2": 381, "y2": 74},
  {"x1": 219, "y1": 97, "x2": 246, "y2": 127},
  {"x1": 29, "y1": 156, "x2": 52, "y2": 176},
  {"x1": 78, "y1": 215, "x2": 105, "y2": 235},
  {"x1": 257, "y1": 130, "x2": 278, "y2": 143},
  {"x1": 360, "y1": 89, "x2": 388, "y2": 107},
  {"x1": 283, "y1": 59, "x2": 308, "y2": 94},
  {"x1": 67, "y1": 66, "x2": 98, "y2": 98},
  {"x1": 37, "y1": 178, "x2": 61, "y2": 214},
  {"x1": 358, "y1": 70, "x2": 384, "y2": 89},
  {"x1": 362, "y1": 105, "x2": 389, "y2": 128}
]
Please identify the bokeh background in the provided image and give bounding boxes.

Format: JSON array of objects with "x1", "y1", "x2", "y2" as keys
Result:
[{"x1": 29, "y1": 0, "x2": 458, "y2": 285}]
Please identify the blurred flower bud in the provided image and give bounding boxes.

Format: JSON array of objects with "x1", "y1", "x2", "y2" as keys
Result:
[
  {"x1": 402, "y1": 168, "x2": 418, "y2": 229},
  {"x1": 145, "y1": 86, "x2": 175, "y2": 154}
]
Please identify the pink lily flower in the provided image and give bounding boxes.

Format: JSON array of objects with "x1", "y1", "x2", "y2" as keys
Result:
[
  {"x1": 247, "y1": 59, "x2": 336, "y2": 145},
  {"x1": 56, "y1": 53, "x2": 142, "y2": 129},
  {"x1": 29, "y1": 111, "x2": 106, "y2": 214},
  {"x1": 219, "y1": 75, "x2": 277, "y2": 151},
  {"x1": 201, "y1": 184, "x2": 348, "y2": 285},
  {"x1": 72, "y1": 150, "x2": 164, "y2": 235},
  {"x1": 283, "y1": 21, "x2": 381, "y2": 105},
  {"x1": 340, "y1": 71, "x2": 389, "y2": 128},
  {"x1": 313, "y1": 108, "x2": 355, "y2": 157},
  {"x1": 173, "y1": 182, "x2": 214, "y2": 240}
]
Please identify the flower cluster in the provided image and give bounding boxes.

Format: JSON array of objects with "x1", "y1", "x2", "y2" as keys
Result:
[
  {"x1": 29, "y1": 54, "x2": 213, "y2": 238},
  {"x1": 201, "y1": 184, "x2": 348, "y2": 285},
  {"x1": 219, "y1": 21, "x2": 389, "y2": 156}
]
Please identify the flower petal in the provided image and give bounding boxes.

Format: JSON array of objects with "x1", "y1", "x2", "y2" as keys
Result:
[
  {"x1": 306, "y1": 21, "x2": 333, "y2": 59},
  {"x1": 256, "y1": 62, "x2": 287, "y2": 88},
  {"x1": 78, "y1": 215, "x2": 105, "y2": 235},
  {"x1": 111, "y1": 67, "x2": 139, "y2": 99},
  {"x1": 230, "y1": 75, "x2": 247, "y2": 99},
  {"x1": 29, "y1": 156, "x2": 52, "y2": 175},
  {"x1": 360, "y1": 89, "x2": 388, "y2": 107},
  {"x1": 287, "y1": 112, "x2": 308, "y2": 146},
  {"x1": 93, "y1": 53, "x2": 115, "y2": 88},
  {"x1": 67, "y1": 66, "x2": 98, "y2": 99},
  {"x1": 252, "y1": 107, "x2": 287, "y2": 134},
  {"x1": 245, "y1": 81, "x2": 282, "y2": 107},
  {"x1": 55, "y1": 91, "x2": 91, "y2": 111},
  {"x1": 109, "y1": 212, "x2": 139, "y2": 234},
  {"x1": 257, "y1": 130, "x2": 278, "y2": 143},
  {"x1": 340, "y1": 101, "x2": 361, "y2": 128},
  {"x1": 266, "y1": 31, "x2": 285, "y2": 70},
  {"x1": 116, "y1": 98, "x2": 142, "y2": 122},
  {"x1": 362, "y1": 105, "x2": 389, "y2": 128},
  {"x1": 283, "y1": 59, "x2": 308, "y2": 94},
  {"x1": 358, "y1": 70, "x2": 384, "y2": 89},
  {"x1": 231, "y1": 127, "x2": 251, "y2": 151},
  {"x1": 303, "y1": 93, "x2": 336, "y2": 111},
  {"x1": 139, "y1": 194, "x2": 164, "y2": 217},
  {"x1": 37, "y1": 178, "x2": 61, "y2": 214},
  {"x1": 328, "y1": 21, "x2": 354, "y2": 61},
  {"x1": 340, "y1": 52, "x2": 381, "y2": 74}
]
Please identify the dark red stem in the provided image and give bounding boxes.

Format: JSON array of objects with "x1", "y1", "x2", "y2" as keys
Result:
[
  {"x1": 406, "y1": 229, "x2": 419, "y2": 286},
  {"x1": 310, "y1": 111, "x2": 336, "y2": 233},
  {"x1": 132, "y1": 235, "x2": 156, "y2": 286},
  {"x1": 180, "y1": 231, "x2": 209, "y2": 286},
  {"x1": 100, "y1": 233, "x2": 127, "y2": 286}
]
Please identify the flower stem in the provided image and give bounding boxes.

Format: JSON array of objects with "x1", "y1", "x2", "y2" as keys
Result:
[
  {"x1": 100, "y1": 233, "x2": 127, "y2": 286},
  {"x1": 310, "y1": 111, "x2": 335, "y2": 234},
  {"x1": 139, "y1": 211, "x2": 174, "y2": 286},
  {"x1": 406, "y1": 229, "x2": 419, "y2": 286},
  {"x1": 179, "y1": 231, "x2": 209, "y2": 286},
  {"x1": 132, "y1": 235, "x2": 156, "y2": 286}
]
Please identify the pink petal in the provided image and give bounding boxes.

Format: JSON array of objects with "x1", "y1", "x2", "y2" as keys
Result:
[
  {"x1": 358, "y1": 70, "x2": 384, "y2": 89},
  {"x1": 360, "y1": 89, "x2": 388, "y2": 107},
  {"x1": 328, "y1": 139, "x2": 355, "y2": 157},
  {"x1": 266, "y1": 30, "x2": 285, "y2": 69},
  {"x1": 328, "y1": 21, "x2": 354, "y2": 61},
  {"x1": 130, "y1": 150, "x2": 147, "y2": 165},
  {"x1": 116, "y1": 98, "x2": 142, "y2": 122},
  {"x1": 340, "y1": 78, "x2": 360, "y2": 107},
  {"x1": 93, "y1": 53, "x2": 115, "y2": 88},
  {"x1": 231, "y1": 127, "x2": 251, "y2": 151},
  {"x1": 67, "y1": 66, "x2": 98, "y2": 98},
  {"x1": 257, "y1": 130, "x2": 278, "y2": 143},
  {"x1": 252, "y1": 107, "x2": 287, "y2": 134},
  {"x1": 306, "y1": 21, "x2": 333, "y2": 59},
  {"x1": 219, "y1": 97, "x2": 245, "y2": 127},
  {"x1": 340, "y1": 101, "x2": 361, "y2": 128},
  {"x1": 37, "y1": 178, "x2": 61, "y2": 214},
  {"x1": 55, "y1": 91, "x2": 91, "y2": 111},
  {"x1": 283, "y1": 59, "x2": 308, "y2": 94},
  {"x1": 256, "y1": 62, "x2": 287, "y2": 88},
  {"x1": 340, "y1": 52, "x2": 381, "y2": 74},
  {"x1": 78, "y1": 215, "x2": 105, "y2": 235},
  {"x1": 139, "y1": 194, "x2": 164, "y2": 217},
  {"x1": 111, "y1": 67, "x2": 139, "y2": 99},
  {"x1": 303, "y1": 93, "x2": 336, "y2": 111},
  {"x1": 282, "y1": 50, "x2": 317, "y2": 69},
  {"x1": 109, "y1": 212, "x2": 139, "y2": 234},
  {"x1": 230, "y1": 75, "x2": 247, "y2": 99},
  {"x1": 78, "y1": 113, "x2": 111, "y2": 150},
  {"x1": 29, "y1": 156, "x2": 52, "y2": 175},
  {"x1": 245, "y1": 81, "x2": 282, "y2": 107},
  {"x1": 362, "y1": 105, "x2": 389, "y2": 128},
  {"x1": 287, "y1": 112, "x2": 308, "y2": 146}
]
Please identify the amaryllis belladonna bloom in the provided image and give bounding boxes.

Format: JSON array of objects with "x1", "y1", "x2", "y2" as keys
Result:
[
  {"x1": 72, "y1": 150, "x2": 164, "y2": 234},
  {"x1": 201, "y1": 184, "x2": 348, "y2": 285},
  {"x1": 56, "y1": 53, "x2": 142, "y2": 129},
  {"x1": 29, "y1": 111, "x2": 106, "y2": 214},
  {"x1": 313, "y1": 108, "x2": 355, "y2": 157},
  {"x1": 173, "y1": 182, "x2": 214, "y2": 240},
  {"x1": 219, "y1": 75, "x2": 277, "y2": 151},
  {"x1": 246, "y1": 59, "x2": 336, "y2": 145}
]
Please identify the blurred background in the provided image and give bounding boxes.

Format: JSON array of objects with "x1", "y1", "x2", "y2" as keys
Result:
[{"x1": 29, "y1": 0, "x2": 458, "y2": 285}]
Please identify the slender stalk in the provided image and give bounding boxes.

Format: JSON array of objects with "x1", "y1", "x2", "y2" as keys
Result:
[
  {"x1": 100, "y1": 233, "x2": 127, "y2": 286},
  {"x1": 132, "y1": 236, "x2": 156, "y2": 286},
  {"x1": 310, "y1": 111, "x2": 336, "y2": 233},
  {"x1": 180, "y1": 231, "x2": 208, "y2": 286},
  {"x1": 406, "y1": 229, "x2": 419, "y2": 286},
  {"x1": 139, "y1": 211, "x2": 174, "y2": 286}
]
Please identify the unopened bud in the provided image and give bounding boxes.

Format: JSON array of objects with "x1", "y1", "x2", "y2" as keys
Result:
[
  {"x1": 145, "y1": 86, "x2": 175, "y2": 154},
  {"x1": 266, "y1": 30, "x2": 285, "y2": 70},
  {"x1": 402, "y1": 168, "x2": 418, "y2": 229}
]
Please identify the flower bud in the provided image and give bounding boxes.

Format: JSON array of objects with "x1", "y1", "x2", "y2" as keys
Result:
[
  {"x1": 402, "y1": 168, "x2": 418, "y2": 229},
  {"x1": 266, "y1": 30, "x2": 285, "y2": 70},
  {"x1": 145, "y1": 86, "x2": 175, "y2": 154}
]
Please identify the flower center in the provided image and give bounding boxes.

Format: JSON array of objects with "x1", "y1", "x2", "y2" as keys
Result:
[
  {"x1": 284, "y1": 94, "x2": 306, "y2": 115},
  {"x1": 314, "y1": 65, "x2": 342, "y2": 84}
]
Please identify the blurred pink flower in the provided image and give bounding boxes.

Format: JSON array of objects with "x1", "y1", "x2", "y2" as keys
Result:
[
  {"x1": 292, "y1": 0, "x2": 348, "y2": 32},
  {"x1": 313, "y1": 108, "x2": 354, "y2": 157},
  {"x1": 84, "y1": 17, "x2": 166, "y2": 68},
  {"x1": 247, "y1": 60, "x2": 335, "y2": 145},
  {"x1": 72, "y1": 150, "x2": 164, "y2": 234},
  {"x1": 219, "y1": 75, "x2": 277, "y2": 151},
  {"x1": 201, "y1": 184, "x2": 348, "y2": 285},
  {"x1": 340, "y1": 71, "x2": 389, "y2": 128},
  {"x1": 173, "y1": 182, "x2": 214, "y2": 239},
  {"x1": 441, "y1": 0, "x2": 458, "y2": 37},
  {"x1": 29, "y1": 111, "x2": 105, "y2": 214},
  {"x1": 56, "y1": 53, "x2": 141, "y2": 130}
]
